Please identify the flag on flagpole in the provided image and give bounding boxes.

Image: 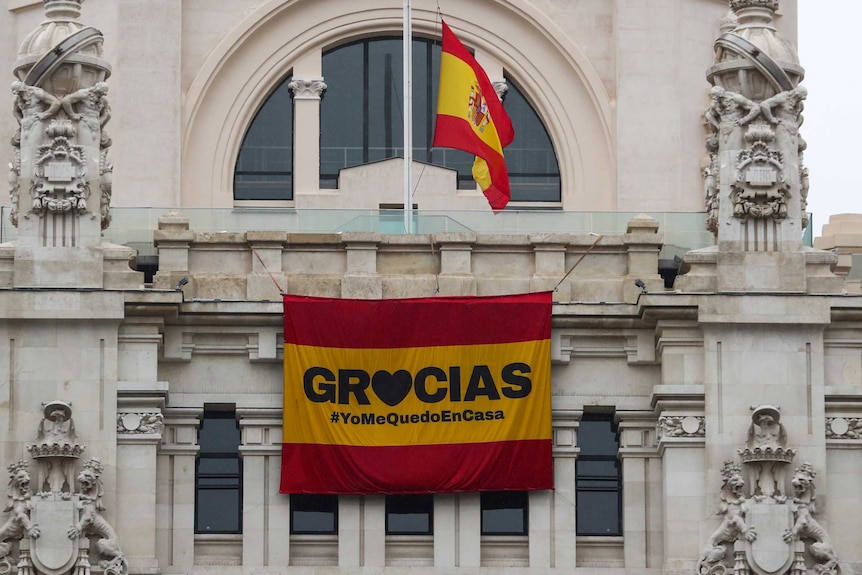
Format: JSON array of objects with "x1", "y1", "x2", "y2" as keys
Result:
[{"x1": 433, "y1": 20, "x2": 514, "y2": 211}]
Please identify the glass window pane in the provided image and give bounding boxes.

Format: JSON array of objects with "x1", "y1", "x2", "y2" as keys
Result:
[
  {"x1": 481, "y1": 491, "x2": 527, "y2": 535},
  {"x1": 576, "y1": 459, "x2": 620, "y2": 478},
  {"x1": 234, "y1": 76, "x2": 294, "y2": 200},
  {"x1": 503, "y1": 80, "x2": 561, "y2": 202},
  {"x1": 577, "y1": 418, "x2": 619, "y2": 456},
  {"x1": 291, "y1": 494, "x2": 337, "y2": 534},
  {"x1": 576, "y1": 490, "x2": 621, "y2": 536},
  {"x1": 386, "y1": 494, "x2": 433, "y2": 535},
  {"x1": 197, "y1": 489, "x2": 241, "y2": 533},
  {"x1": 197, "y1": 457, "x2": 240, "y2": 476}
]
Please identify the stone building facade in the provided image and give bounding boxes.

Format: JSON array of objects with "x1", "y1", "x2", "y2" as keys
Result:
[{"x1": 0, "y1": 1, "x2": 860, "y2": 575}]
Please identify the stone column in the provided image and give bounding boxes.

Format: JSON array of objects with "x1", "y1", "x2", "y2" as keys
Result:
[
  {"x1": 153, "y1": 211, "x2": 193, "y2": 293},
  {"x1": 289, "y1": 72, "x2": 326, "y2": 197},
  {"x1": 157, "y1": 408, "x2": 201, "y2": 570},
  {"x1": 433, "y1": 494, "x2": 457, "y2": 566},
  {"x1": 435, "y1": 233, "x2": 477, "y2": 295},
  {"x1": 552, "y1": 410, "x2": 579, "y2": 568},
  {"x1": 618, "y1": 412, "x2": 660, "y2": 569},
  {"x1": 338, "y1": 496, "x2": 362, "y2": 566},
  {"x1": 459, "y1": 493, "x2": 481, "y2": 567},
  {"x1": 116, "y1": 383, "x2": 167, "y2": 574},
  {"x1": 341, "y1": 232, "x2": 382, "y2": 298},
  {"x1": 530, "y1": 234, "x2": 570, "y2": 298},
  {"x1": 623, "y1": 214, "x2": 664, "y2": 303},
  {"x1": 363, "y1": 495, "x2": 385, "y2": 567},
  {"x1": 238, "y1": 408, "x2": 286, "y2": 568},
  {"x1": 654, "y1": 403, "x2": 706, "y2": 570},
  {"x1": 246, "y1": 231, "x2": 287, "y2": 300}
]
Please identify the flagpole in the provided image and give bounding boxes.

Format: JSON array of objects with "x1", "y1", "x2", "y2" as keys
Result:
[{"x1": 403, "y1": 0, "x2": 413, "y2": 233}]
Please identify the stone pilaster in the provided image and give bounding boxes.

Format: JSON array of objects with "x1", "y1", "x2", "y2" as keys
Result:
[
  {"x1": 435, "y1": 233, "x2": 477, "y2": 295},
  {"x1": 116, "y1": 382, "x2": 167, "y2": 574},
  {"x1": 289, "y1": 75, "x2": 326, "y2": 196},
  {"x1": 551, "y1": 409, "x2": 579, "y2": 568},
  {"x1": 341, "y1": 232, "x2": 382, "y2": 298},
  {"x1": 237, "y1": 408, "x2": 286, "y2": 568},
  {"x1": 157, "y1": 408, "x2": 201, "y2": 571},
  {"x1": 618, "y1": 412, "x2": 660, "y2": 569}
]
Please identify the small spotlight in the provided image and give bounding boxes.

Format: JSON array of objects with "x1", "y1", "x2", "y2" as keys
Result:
[
  {"x1": 176, "y1": 277, "x2": 189, "y2": 290},
  {"x1": 634, "y1": 279, "x2": 647, "y2": 293}
]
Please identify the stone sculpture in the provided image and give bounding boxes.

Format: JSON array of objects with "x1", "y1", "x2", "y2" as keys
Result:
[
  {"x1": 8, "y1": 0, "x2": 114, "y2": 234},
  {"x1": 0, "y1": 462, "x2": 39, "y2": 573},
  {"x1": 698, "y1": 461, "x2": 756, "y2": 575},
  {"x1": 697, "y1": 406, "x2": 840, "y2": 575},
  {"x1": 784, "y1": 464, "x2": 839, "y2": 575},
  {"x1": 68, "y1": 459, "x2": 127, "y2": 575},
  {"x1": 0, "y1": 400, "x2": 128, "y2": 575}
]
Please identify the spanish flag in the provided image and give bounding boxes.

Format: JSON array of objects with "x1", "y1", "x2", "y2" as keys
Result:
[
  {"x1": 280, "y1": 292, "x2": 553, "y2": 494},
  {"x1": 433, "y1": 20, "x2": 515, "y2": 211}
]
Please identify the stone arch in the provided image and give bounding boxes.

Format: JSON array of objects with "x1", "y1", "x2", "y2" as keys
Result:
[{"x1": 182, "y1": 0, "x2": 616, "y2": 210}]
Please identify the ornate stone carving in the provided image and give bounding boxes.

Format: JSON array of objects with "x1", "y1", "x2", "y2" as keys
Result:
[
  {"x1": 730, "y1": 128, "x2": 789, "y2": 222},
  {"x1": 705, "y1": 86, "x2": 761, "y2": 150},
  {"x1": 704, "y1": 153, "x2": 719, "y2": 233},
  {"x1": 738, "y1": 405, "x2": 795, "y2": 499},
  {"x1": 784, "y1": 463, "x2": 840, "y2": 575},
  {"x1": 116, "y1": 412, "x2": 164, "y2": 435},
  {"x1": 729, "y1": 0, "x2": 779, "y2": 12},
  {"x1": 698, "y1": 460, "x2": 756, "y2": 575},
  {"x1": 68, "y1": 458, "x2": 127, "y2": 575},
  {"x1": 825, "y1": 416, "x2": 862, "y2": 439},
  {"x1": 288, "y1": 78, "x2": 327, "y2": 100},
  {"x1": 30, "y1": 123, "x2": 90, "y2": 218},
  {"x1": 697, "y1": 407, "x2": 840, "y2": 575},
  {"x1": 657, "y1": 415, "x2": 705, "y2": 439},
  {"x1": 492, "y1": 80, "x2": 508, "y2": 102},
  {"x1": 28, "y1": 401, "x2": 85, "y2": 494},
  {"x1": 0, "y1": 462, "x2": 40, "y2": 573}
]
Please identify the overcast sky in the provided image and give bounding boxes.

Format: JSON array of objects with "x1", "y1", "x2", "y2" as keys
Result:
[{"x1": 797, "y1": 1, "x2": 862, "y2": 236}]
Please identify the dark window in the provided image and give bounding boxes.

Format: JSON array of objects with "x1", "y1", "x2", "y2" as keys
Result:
[
  {"x1": 385, "y1": 494, "x2": 433, "y2": 535},
  {"x1": 504, "y1": 79, "x2": 561, "y2": 202},
  {"x1": 234, "y1": 75, "x2": 294, "y2": 200},
  {"x1": 320, "y1": 37, "x2": 560, "y2": 201},
  {"x1": 481, "y1": 491, "x2": 528, "y2": 535},
  {"x1": 576, "y1": 413, "x2": 622, "y2": 536},
  {"x1": 290, "y1": 494, "x2": 338, "y2": 534},
  {"x1": 195, "y1": 407, "x2": 242, "y2": 533}
]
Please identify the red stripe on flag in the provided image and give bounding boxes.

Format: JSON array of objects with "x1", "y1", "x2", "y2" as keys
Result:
[
  {"x1": 280, "y1": 439, "x2": 553, "y2": 494},
  {"x1": 283, "y1": 292, "x2": 552, "y2": 348}
]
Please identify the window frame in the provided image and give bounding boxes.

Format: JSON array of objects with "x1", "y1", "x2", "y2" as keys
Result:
[
  {"x1": 575, "y1": 412, "x2": 622, "y2": 537},
  {"x1": 290, "y1": 494, "x2": 339, "y2": 535},
  {"x1": 480, "y1": 491, "x2": 529, "y2": 536},
  {"x1": 195, "y1": 407, "x2": 242, "y2": 534},
  {"x1": 385, "y1": 494, "x2": 434, "y2": 535}
]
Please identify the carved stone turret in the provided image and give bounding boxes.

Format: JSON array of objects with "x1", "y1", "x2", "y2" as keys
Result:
[
  {"x1": 676, "y1": 0, "x2": 842, "y2": 293},
  {"x1": 5, "y1": 0, "x2": 138, "y2": 289}
]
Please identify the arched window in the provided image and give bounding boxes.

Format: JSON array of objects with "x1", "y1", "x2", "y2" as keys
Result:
[
  {"x1": 234, "y1": 75, "x2": 294, "y2": 200},
  {"x1": 320, "y1": 36, "x2": 560, "y2": 202}
]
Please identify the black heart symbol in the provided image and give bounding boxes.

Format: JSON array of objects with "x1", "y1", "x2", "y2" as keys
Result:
[{"x1": 371, "y1": 370, "x2": 413, "y2": 407}]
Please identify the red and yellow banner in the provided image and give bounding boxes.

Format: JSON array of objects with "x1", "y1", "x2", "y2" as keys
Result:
[
  {"x1": 280, "y1": 292, "x2": 553, "y2": 494},
  {"x1": 433, "y1": 20, "x2": 515, "y2": 211}
]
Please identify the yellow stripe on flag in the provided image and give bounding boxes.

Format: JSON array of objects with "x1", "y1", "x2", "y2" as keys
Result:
[{"x1": 283, "y1": 340, "x2": 551, "y2": 447}]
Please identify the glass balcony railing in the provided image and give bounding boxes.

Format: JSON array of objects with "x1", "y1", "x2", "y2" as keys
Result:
[{"x1": 0, "y1": 206, "x2": 736, "y2": 258}]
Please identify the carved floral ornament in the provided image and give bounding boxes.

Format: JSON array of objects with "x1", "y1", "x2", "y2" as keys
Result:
[
  {"x1": 657, "y1": 415, "x2": 705, "y2": 439},
  {"x1": 696, "y1": 406, "x2": 840, "y2": 575},
  {"x1": 729, "y1": 0, "x2": 780, "y2": 12},
  {"x1": 825, "y1": 417, "x2": 862, "y2": 439},
  {"x1": 702, "y1": 81, "x2": 809, "y2": 232},
  {"x1": 116, "y1": 412, "x2": 164, "y2": 435},
  {"x1": 288, "y1": 78, "x2": 327, "y2": 100},
  {"x1": 0, "y1": 402, "x2": 128, "y2": 575}
]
